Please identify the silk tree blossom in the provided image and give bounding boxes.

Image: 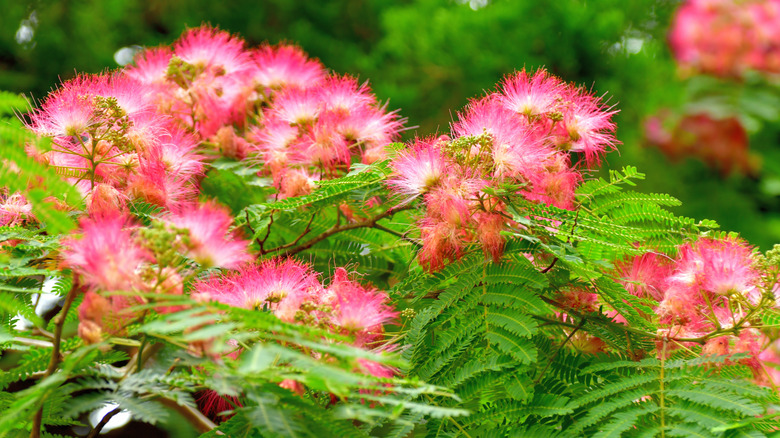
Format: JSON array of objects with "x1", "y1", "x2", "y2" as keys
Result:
[
  {"x1": 387, "y1": 137, "x2": 448, "y2": 198},
  {"x1": 499, "y1": 68, "x2": 566, "y2": 118},
  {"x1": 672, "y1": 237, "x2": 760, "y2": 297},
  {"x1": 559, "y1": 89, "x2": 618, "y2": 166},
  {"x1": 62, "y1": 214, "x2": 150, "y2": 291},
  {"x1": 615, "y1": 252, "x2": 673, "y2": 302},
  {"x1": 193, "y1": 259, "x2": 323, "y2": 323},
  {"x1": 0, "y1": 192, "x2": 34, "y2": 227},
  {"x1": 327, "y1": 268, "x2": 398, "y2": 347},
  {"x1": 250, "y1": 43, "x2": 326, "y2": 90},
  {"x1": 173, "y1": 26, "x2": 253, "y2": 76},
  {"x1": 166, "y1": 202, "x2": 250, "y2": 269},
  {"x1": 386, "y1": 68, "x2": 618, "y2": 272}
]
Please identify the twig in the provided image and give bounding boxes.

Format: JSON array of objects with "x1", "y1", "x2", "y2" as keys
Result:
[
  {"x1": 30, "y1": 285, "x2": 79, "y2": 438},
  {"x1": 158, "y1": 397, "x2": 219, "y2": 434},
  {"x1": 263, "y1": 204, "x2": 415, "y2": 257},
  {"x1": 259, "y1": 213, "x2": 317, "y2": 255},
  {"x1": 86, "y1": 407, "x2": 121, "y2": 438}
]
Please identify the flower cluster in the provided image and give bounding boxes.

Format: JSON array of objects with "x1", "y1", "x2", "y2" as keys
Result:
[
  {"x1": 194, "y1": 263, "x2": 397, "y2": 349},
  {"x1": 644, "y1": 111, "x2": 754, "y2": 176},
  {"x1": 26, "y1": 73, "x2": 204, "y2": 212},
  {"x1": 61, "y1": 206, "x2": 249, "y2": 343},
  {"x1": 387, "y1": 68, "x2": 617, "y2": 271},
  {"x1": 22, "y1": 25, "x2": 402, "y2": 218},
  {"x1": 192, "y1": 262, "x2": 399, "y2": 416},
  {"x1": 126, "y1": 26, "x2": 404, "y2": 198},
  {"x1": 669, "y1": 0, "x2": 780, "y2": 77},
  {"x1": 615, "y1": 237, "x2": 779, "y2": 384}
]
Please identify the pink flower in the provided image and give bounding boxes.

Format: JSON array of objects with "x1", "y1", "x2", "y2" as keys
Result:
[
  {"x1": 299, "y1": 112, "x2": 351, "y2": 169},
  {"x1": 615, "y1": 252, "x2": 673, "y2": 302},
  {"x1": 193, "y1": 259, "x2": 322, "y2": 323},
  {"x1": 387, "y1": 137, "x2": 448, "y2": 198},
  {"x1": 559, "y1": 89, "x2": 618, "y2": 167},
  {"x1": 125, "y1": 47, "x2": 174, "y2": 86},
  {"x1": 250, "y1": 43, "x2": 325, "y2": 90},
  {"x1": 0, "y1": 193, "x2": 34, "y2": 227},
  {"x1": 278, "y1": 167, "x2": 318, "y2": 198},
  {"x1": 337, "y1": 105, "x2": 404, "y2": 150},
  {"x1": 266, "y1": 87, "x2": 322, "y2": 125},
  {"x1": 27, "y1": 75, "x2": 98, "y2": 137},
  {"x1": 498, "y1": 68, "x2": 566, "y2": 118},
  {"x1": 328, "y1": 268, "x2": 398, "y2": 347},
  {"x1": 166, "y1": 202, "x2": 250, "y2": 269},
  {"x1": 62, "y1": 214, "x2": 150, "y2": 291},
  {"x1": 128, "y1": 148, "x2": 200, "y2": 209},
  {"x1": 317, "y1": 75, "x2": 376, "y2": 114},
  {"x1": 86, "y1": 183, "x2": 128, "y2": 217},
  {"x1": 522, "y1": 153, "x2": 581, "y2": 210},
  {"x1": 173, "y1": 26, "x2": 252, "y2": 76},
  {"x1": 673, "y1": 237, "x2": 759, "y2": 297}
]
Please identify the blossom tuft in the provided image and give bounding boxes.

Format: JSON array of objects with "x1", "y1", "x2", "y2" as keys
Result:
[
  {"x1": 62, "y1": 214, "x2": 150, "y2": 291},
  {"x1": 328, "y1": 268, "x2": 398, "y2": 347},
  {"x1": 387, "y1": 137, "x2": 447, "y2": 198},
  {"x1": 166, "y1": 202, "x2": 250, "y2": 269}
]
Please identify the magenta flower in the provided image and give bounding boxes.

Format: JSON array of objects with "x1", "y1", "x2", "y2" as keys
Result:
[
  {"x1": 250, "y1": 43, "x2": 326, "y2": 90},
  {"x1": 328, "y1": 268, "x2": 398, "y2": 347},
  {"x1": 62, "y1": 214, "x2": 150, "y2": 291},
  {"x1": 498, "y1": 68, "x2": 566, "y2": 118},
  {"x1": 193, "y1": 259, "x2": 323, "y2": 323},
  {"x1": 166, "y1": 202, "x2": 250, "y2": 269},
  {"x1": 387, "y1": 137, "x2": 448, "y2": 198}
]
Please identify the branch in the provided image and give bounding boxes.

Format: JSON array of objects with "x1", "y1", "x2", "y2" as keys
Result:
[
  {"x1": 86, "y1": 407, "x2": 121, "y2": 438},
  {"x1": 31, "y1": 285, "x2": 79, "y2": 438},
  {"x1": 263, "y1": 204, "x2": 415, "y2": 257},
  {"x1": 158, "y1": 398, "x2": 219, "y2": 434}
]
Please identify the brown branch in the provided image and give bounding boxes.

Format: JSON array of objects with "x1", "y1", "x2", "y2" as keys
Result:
[
  {"x1": 31, "y1": 285, "x2": 79, "y2": 438},
  {"x1": 263, "y1": 204, "x2": 415, "y2": 258},
  {"x1": 86, "y1": 407, "x2": 121, "y2": 438},
  {"x1": 259, "y1": 213, "x2": 317, "y2": 255}
]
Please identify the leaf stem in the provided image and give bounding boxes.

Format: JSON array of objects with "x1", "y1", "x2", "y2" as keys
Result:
[{"x1": 30, "y1": 284, "x2": 79, "y2": 438}]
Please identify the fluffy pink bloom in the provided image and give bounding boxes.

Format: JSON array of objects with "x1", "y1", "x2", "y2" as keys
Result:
[
  {"x1": 86, "y1": 183, "x2": 128, "y2": 217},
  {"x1": 475, "y1": 211, "x2": 506, "y2": 262},
  {"x1": 317, "y1": 75, "x2": 376, "y2": 113},
  {"x1": 125, "y1": 47, "x2": 174, "y2": 86},
  {"x1": 337, "y1": 105, "x2": 404, "y2": 150},
  {"x1": 559, "y1": 89, "x2": 618, "y2": 166},
  {"x1": 523, "y1": 153, "x2": 581, "y2": 210},
  {"x1": 498, "y1": 68, "x2": 566, "y2": 118},
  {"x1": 672, "y1": 237, "x2": 759, "y2": 296},
  {"x1": 166, "y1": 202, "x2": 250, "y2": 269},
  {"x1": 615, "y1": 252, "x2": 673, "y2": 302},
  {"x1": 299, "y1": 112, "x2": 351, "y2": 169},
  {"x1": 0, "y1": 193, "x2": 34, "y2": 227},
  {"x1": 27, "y1": 79, "x2": 96, "y2": 137},
  {"x1": 128, "y1": 149, "x2": 200, "y2": 209},
  {"x1": 250, "y1": 44, "x2": 326, "y2": 90},
  {"x1": 387, "y1": 137, "x2": 447, "y2": 198},
  {"x1": 267, "y1": 87, "x2": 322, "y2": 125},
  {"x1": 193, "y1": 259, "x2": 322, "y2": 323},
  {"x1": 62, "y1": 214, "x2": 150, "y2": 291},
  {"x1": 328, "y1": 268, "x2": 398, "y2": 347},
  {"x1": 173, "y1": 26, "x2": 252, "y2": 75},
  {"x1": 452, "y1": 97, "x2": 530, "y2": 157},
  {"x1": 278, "y1": 167, "x2": 318, "y2": 198}
]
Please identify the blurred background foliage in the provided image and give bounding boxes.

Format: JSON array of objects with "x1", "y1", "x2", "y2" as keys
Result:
[{"x1": 2, "y1": 0, "x2": 780, "y2": 248}]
